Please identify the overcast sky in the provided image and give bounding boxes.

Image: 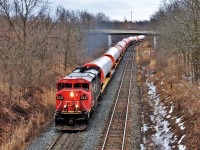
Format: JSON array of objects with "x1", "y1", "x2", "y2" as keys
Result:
[{"x1": 49, "y1": 0, "x2": 163, "y2": 21}]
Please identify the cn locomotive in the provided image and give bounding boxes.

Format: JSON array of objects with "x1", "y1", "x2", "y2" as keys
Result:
[{"x1": 55, "y1": 35, "x2": 145, "y2": 130}]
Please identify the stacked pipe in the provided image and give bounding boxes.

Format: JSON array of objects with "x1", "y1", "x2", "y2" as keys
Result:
[{"x1": 84, "y1": 35, "x2": 145, "y2": 83}]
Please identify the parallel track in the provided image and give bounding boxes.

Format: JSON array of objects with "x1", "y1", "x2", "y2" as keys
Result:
[
  {"x1": 100, "y1": 49, "x2": 134, "y2": 150},
  {"x1": 47, "y1": 131, "x2": 79, "y2": 150}
]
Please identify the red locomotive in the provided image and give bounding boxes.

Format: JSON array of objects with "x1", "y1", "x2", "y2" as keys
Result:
[{"x1": 55, "y1": 35, "x2": 145, "y2": 130}]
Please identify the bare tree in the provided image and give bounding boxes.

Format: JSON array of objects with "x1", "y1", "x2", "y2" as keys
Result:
[
  {"x1": 56, "y1": 8, "x2": 97, "y2": 70},
  {"x1": 0, "y1": 0, "x2": 56, "y2": 103},
  {"x1": 150, "y1": 0, "x2": 200, "y2": 82}
]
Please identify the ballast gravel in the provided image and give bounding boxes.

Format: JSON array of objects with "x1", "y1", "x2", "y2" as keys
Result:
[{"x1": 26, "y1": 123, "x2": 59, "y2": 150}]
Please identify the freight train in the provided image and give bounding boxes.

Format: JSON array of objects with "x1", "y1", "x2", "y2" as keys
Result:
[{"x1": 55, "y1": 35, "x2": 145, "y2": 130}]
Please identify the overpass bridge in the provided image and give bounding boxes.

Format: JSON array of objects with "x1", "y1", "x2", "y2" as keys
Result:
[
  {"x1": 89, "y1": 29, "x2": 157, "y2": 35},
  {"x1": 89, "y1": 29, "x2": 158, "y2": 48}
]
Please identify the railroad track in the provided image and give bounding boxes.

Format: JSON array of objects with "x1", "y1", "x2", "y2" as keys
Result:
[
  {"x1": 47, "y1": 131, "x2": 79, "y2": 150},
  {"x1": 99, "y1": 49, "x2": 134, "y2": 150}
]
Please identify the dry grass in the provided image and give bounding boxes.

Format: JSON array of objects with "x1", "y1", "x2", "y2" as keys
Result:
[
  {"x1": 0, "y1": 85, "x2": 55, "y2": 150},
  {"x1": 0, "y1": 112, "x2": 51, "y2": 150},
  {"x1": 137, "y1": 41, "x2": 155, "y2": 68}
]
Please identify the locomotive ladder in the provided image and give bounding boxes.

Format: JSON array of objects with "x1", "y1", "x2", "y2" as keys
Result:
[{"x1": 101, "y1": 49, "x2": 134, "y2": 150}]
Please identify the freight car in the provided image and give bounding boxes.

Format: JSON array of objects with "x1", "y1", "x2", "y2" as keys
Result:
[{"x1": 55, "y1": 35, "x2": 145, "y2": 130}]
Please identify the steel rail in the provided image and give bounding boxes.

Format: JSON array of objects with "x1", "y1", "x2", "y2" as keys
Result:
[
  {"x1": 68, "y1": 132, "x2": 80, "y2": 150},
  {"x1": 47, "y1": 131, "x2": 79, "y2": 150},
  {"x1": 47, "y1": 131, "x2": 63, "y2": 150},
  {"x1": 101, "y1": 51, "x2": 132, "y2": 150},
  {"x1": 122, "y1": 49, "x2": 134, "y2": 150}
]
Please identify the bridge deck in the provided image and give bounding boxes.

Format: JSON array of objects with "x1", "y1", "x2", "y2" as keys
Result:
[{"x1": 89, "y1": 29, "x2": 157, "y2": 35}]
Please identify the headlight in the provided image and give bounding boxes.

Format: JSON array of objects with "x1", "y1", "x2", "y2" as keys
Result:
[
  {"x1": 75, "y1": 104, "x2": 78, "y2": 108},
  {"x1": 74, "y1": 103, "x2": 79, "y2": 111},
  {"x1": 70, "y1": 92, "x2": 74, "y2": 98},
  {"x1": 57, "y1": 94, "x2": 64, "y2": 100}
]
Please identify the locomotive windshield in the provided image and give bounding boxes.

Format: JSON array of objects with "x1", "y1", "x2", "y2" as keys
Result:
[
  {"x1": 58, "y1": 83, "x2": 65, "y2": 91},
  {"x1": 58, "y1": 82, "x2": 89, "y2": 91},
  {"x1": 58, "y1": 83, "x2": 72, "y2": 91},
  {"x1": 66, "y1": 83, "x2": 72, "y2": 89},
  {"x1": 74, "y1": 83, "x2": 81, "y2": 88},
  {"x1": 74, "y1": 83, "x2": 89, "y2": 90}
]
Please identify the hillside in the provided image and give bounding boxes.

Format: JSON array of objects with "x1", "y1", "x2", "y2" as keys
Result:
[
  {"x1": 138, "y1": 40, "x2": 200, "y2": 149},
  {"x1": 0, "y1": 65, "x2": 73, "y2": 149}
]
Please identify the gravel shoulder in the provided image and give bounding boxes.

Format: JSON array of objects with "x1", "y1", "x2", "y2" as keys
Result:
[{"x1": 129, "y1": 47, "x2": 142, "y2": 149}]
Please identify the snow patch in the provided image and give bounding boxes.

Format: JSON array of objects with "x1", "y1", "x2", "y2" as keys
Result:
[
  {"x1": 178, "y1": 135, "x2": 185, "y2": 144},
  {"x1": 145, "y1": 81, "x2": 186, "y2": 150},
  {"x1": 175, "y1": 117, "x2": 182, "y2": 124},
  {"x1": 142, "y1": 124, "x2": 150, "y2": 132},
  {"x1": 161, "y1": 78, "x2": 165, "y2": 85},
  {"x1": 140, "y1": 144, "x2": 145, "y2": 150},
  {"x1": 147, "y1": 82, "x2": 173, "y2": 150},
  {"x1": 179, "y1": 122, "x2": 185, "y2": 130},
  {"x1": 166, "y1": 115, "x2": 171, "y2": 118},
  {"x1": 169, "y1": 105, "x2": 174, "y2": 114},
  {"x1": 146, "y1": 82, "x2": 186, "y2": 150},
  {"x1": 178, "y1": 144, "x2": 186, "y2": 150},
  {"x1": 182, "y1": 75, "x2": 192, "y2": 81},
  {"x1": 175, "y1": 117, "x2": 185, "y2": 131}
]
